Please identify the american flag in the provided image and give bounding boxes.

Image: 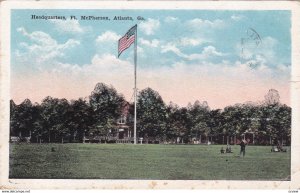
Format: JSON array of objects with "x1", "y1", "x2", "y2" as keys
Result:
[{"x1": 118, "y1": 25, "x2": 137, "y2": 57}]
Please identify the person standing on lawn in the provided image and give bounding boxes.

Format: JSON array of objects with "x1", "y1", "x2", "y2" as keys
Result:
[{"x1": 240, "y1": 140, "x2": 246, "y2": 157}]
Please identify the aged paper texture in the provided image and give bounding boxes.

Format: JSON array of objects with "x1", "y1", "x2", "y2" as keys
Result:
[{"x1": 1, "y1": 0, "x2": 300, "y2": 189}]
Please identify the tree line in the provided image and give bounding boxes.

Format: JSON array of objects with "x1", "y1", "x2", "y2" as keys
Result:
[{"x1": 10, "y1": 82, "x2": 291, "y2": 145}]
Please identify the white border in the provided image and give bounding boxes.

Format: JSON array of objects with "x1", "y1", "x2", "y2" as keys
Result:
[{"x1": 0, "y1": 1, "x2": 300, "y2": 189}]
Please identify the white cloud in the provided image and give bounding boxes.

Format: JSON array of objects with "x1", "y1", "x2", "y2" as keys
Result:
[
  {"x1": 52, "y1": 54, "x2": 133, "y2": 77},
  {"x1": 161, "y1": 43, "x2": 226, "y2": 61},
  {"x1": 16, "y1": 27, "x2": 80, "y2": 66},
  {"x1": 239, "y1": 36, "x2": 279, "y2": 67},
  {"x1": 159, "y1": 38, "x2": 205, "y2": 58},
  {"x1": 59, "y1": 39, "x2": 80, "y2": 50},
  {"x1": 137, "y1": 46, "x2": 144, "y2": 55},
  {"x1": 179, "y1": 37, "x2": 205, "y2": 47},
  {"x1": 161, "y1": 43, "x2": 187, "y2": 58},
  {"x1": 164, "y1": 16, "x2": 178, "y2": 23},
  {"x1": 187, "y1": 18, "x2": 225, "y2": 29},
  {"x1": 17, "y1": 27, "x2": 57, "y2": 46},
  {"x1": 201, "y1": 46, "x2": 225, "y2": 57},
  {"x1": 50, "y1": 19, "x2": 85, "y2": 34},
  {"x1": 96, "y1": 31, "x2": 121, "y2": 43},
  {"x1": 231, "y1": 15, "x2": 245, "y2": 21},
  {"x1": 90, "y1": 54, "x2": 132, "y2": 72},
  {"x1": 186, "y1": 46, "x2": 226, "y2": 60},
  {"x1": 139, "y1": 38, "x2": 160, "y2": 47},
  {"x1": 140, "y1": 18, "x2": 160, "y2": 35}
]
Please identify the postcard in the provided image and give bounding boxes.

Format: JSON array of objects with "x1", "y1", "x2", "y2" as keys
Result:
[{"x1": 0, "y1": 0, "x2": 300, "y2": 190}]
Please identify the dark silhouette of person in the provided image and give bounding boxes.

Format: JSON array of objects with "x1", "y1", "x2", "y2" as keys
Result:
[
  {"x1": 226, "y1": 145, "x2": 232, "y2": 153},
  {"x1": 220, "y1": 147, "x2": 225, "y2": 154},
  {"x1": 240, "y1": 140, "x2": 246, "y2": 157}
]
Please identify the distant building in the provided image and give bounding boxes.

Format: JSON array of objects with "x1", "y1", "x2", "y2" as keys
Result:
[{"x1": 83, "y1": 102, "x2": 134, "y2": 143}]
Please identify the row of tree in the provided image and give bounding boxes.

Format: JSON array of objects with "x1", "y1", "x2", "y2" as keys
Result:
[{"x1": 10, "y1": 83, "x2": 291, "y2": 145}]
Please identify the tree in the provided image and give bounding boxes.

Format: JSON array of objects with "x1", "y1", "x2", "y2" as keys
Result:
[
  {"x1": 10, "y1": 100, "x2": 18, "y2": 137},
  {"x1": 166, "y1": 103, "x2": 190, "y2": 143},
  {"x1": 9, "y1": 84, "x2": 291, "y2": 145},
  {"x1": 222, "y1": 105, "x2": 245, "y2": 144},
  {"x1": 165, "y1": 102, "x2": 179, "y2": 142},
  {"x1": 207, "y1": 109, "x2": 223, "y2": 142},
  {"x1": 31, "y1": 102, "x2": 43, "y2": 143},
  {"x1": 264, "y1": 89, "x2": 280, "y2": 105},
  {"x1": 137, "y1": 87, "x2": 167, "y2": 142},
  {"x1": 40, "y1": 96, "x2": 57, "y2": 142},
  {"x1": 262, "y1": 104, "x2": 291, "y2": 145},
  {"x1": 69, "y1": 98, "x2": 94, "y2": 142},
  {"x1": 258, "y1": 89, "x2": 292, "y2": 145},
  {"x1": 241, "y1": 104, "x2": 261, "y2": 144},
  {"x1": 16, "y1": 99, "x2": 34, "y2": 138},
  {"x1": 40, "y1": 97, "x2": 70, "y2": 143},
  {"x1": 188, "y1": 100, "x2": 210, "y2": 143},
  {"x1": 276, "y1": 105, "x2": 291, "y2": 145},
  {"x1": 89, "y1": 83, "x2": 125, "y2": 141},
  {"x1": 54, "y1": 98, "x2": 70, "y2": 143}
]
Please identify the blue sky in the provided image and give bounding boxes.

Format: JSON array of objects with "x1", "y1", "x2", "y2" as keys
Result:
[{"x1": 11, "y1": 9, "x2": 291, "y2": 108}]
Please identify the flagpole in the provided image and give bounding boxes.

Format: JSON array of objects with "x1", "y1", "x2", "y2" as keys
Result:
[{"x1": 134, "y1": 24, "x2": 137, "y2": 145}]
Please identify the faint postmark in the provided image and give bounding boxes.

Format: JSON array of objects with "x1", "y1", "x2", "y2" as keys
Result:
[{"x1": 240, "y1": 28, "x2": 262, "y2": 69}]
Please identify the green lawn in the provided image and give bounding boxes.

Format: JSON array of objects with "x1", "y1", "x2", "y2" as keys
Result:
[{"x1": 9, "y1": 143, "x2": 290, "y2": 180}]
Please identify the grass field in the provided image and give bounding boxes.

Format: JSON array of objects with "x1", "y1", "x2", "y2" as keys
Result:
[{"x1": 9, "y1": 143, "x2": 290, "y2": 180}]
